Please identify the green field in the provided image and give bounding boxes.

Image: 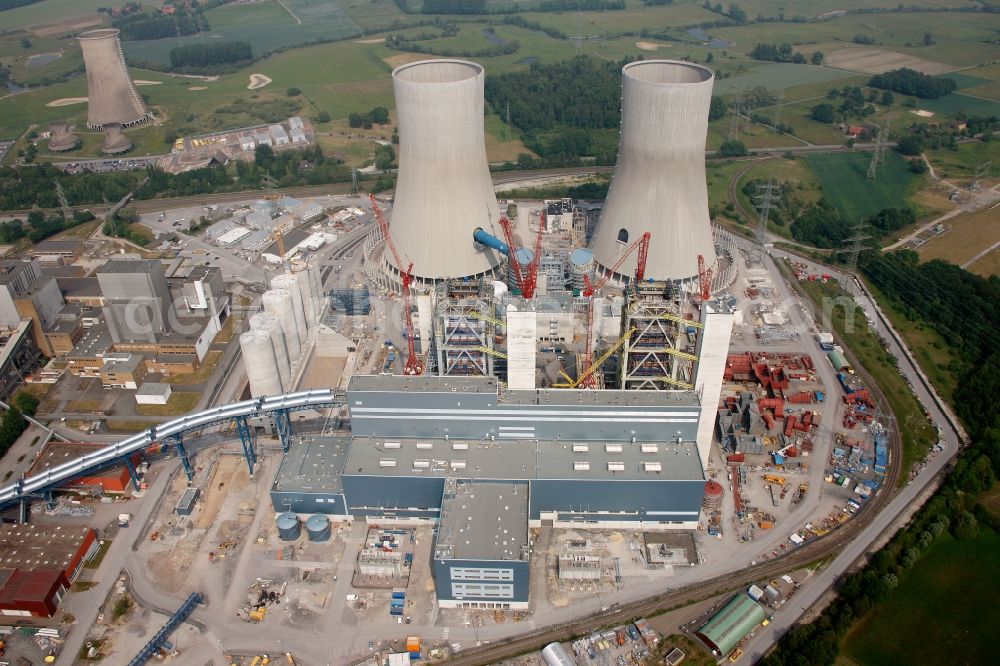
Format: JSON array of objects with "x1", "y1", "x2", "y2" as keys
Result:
[
  {"x1": 924, "y1": 141, "x2": 1000, "y2": 181},
  {"x1": 915, "y1": 92, "x2": 1000, "y2": 118},
  {"x1": 806, "y1": 151, "x2": 919, "y2": 222},
  {"x1": 123, "y1": 0, "x2": 363, "y2": 66},
  {"x1": 0, "y1": 0, "x2": 108, "y2": 31},
  {"x1": 714, "y1": 63, "x2": 852, "y2": 95},
  {"x1": 842, "y1": 528, "x2": 999, "y2": 666}
]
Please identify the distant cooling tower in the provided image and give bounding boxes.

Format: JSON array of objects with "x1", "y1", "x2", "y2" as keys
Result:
[
  {"x1": 591, "y1": 60, "x2": 717, "y2": 282},
  {"x1": 78, "y1": 29, "x2": 151, "y2": 130},
  {"x1": 387, "y1": 60, "x2": 502, "y2": 283}
]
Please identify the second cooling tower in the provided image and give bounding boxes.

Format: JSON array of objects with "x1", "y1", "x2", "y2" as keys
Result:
[
  {"x1": 78, "y1": 29, "x2": 151, "y2": 130},
  {"x1": 592, "y1": 60, "x2": 717, "y2": 282},
  {"x1": 387, "y1": 60, "x2": 502, "y2": 283}
]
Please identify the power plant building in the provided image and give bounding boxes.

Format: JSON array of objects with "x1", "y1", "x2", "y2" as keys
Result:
[
  {"x1": 592, "y1": 60, "x2": 717, "y2": 283},
  {"x1": 77, "y1": 29, "x2": 151, "y2": 130}
]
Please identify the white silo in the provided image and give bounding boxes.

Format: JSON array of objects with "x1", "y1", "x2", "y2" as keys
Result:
[
  {"x1": 249, "y1": 311, "x2": 290, "y2": 391},
  {"x1": 271, "y1": 274, "x2": 309, "y2": 345},
  {"x1": 240, "y1": 330, "x2": 282, "y2": 397},
  {"x1": 263, "y1": 288, "x2": 302, "y2": 362},
  {"x1": 591, "y1": 60, "x2": 717, "y2": 282},
  {"x1": 387, "y1": 60, "x2": 503, "y2": 283},
  {"x1": 309, "y1": 263, "x2": 324, "y2": 320}
]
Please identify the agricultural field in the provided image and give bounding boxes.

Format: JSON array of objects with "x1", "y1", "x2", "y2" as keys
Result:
[
  {"x1": 925, "y1": 141, "x2": 1000, "y2": 183},
  {"x1": 915, "y1": 207, "x2": 1000, "y2": 278},
  {"x1": 805, "y1": 151, "x2": 921, "y2": 222},
  {"x1": 0, "y1": 0, "x2": 108, "y2": 31},
  {"x1": 713, "y1": 62, "x2": 853, "y2": 96},
  {"x1": 841, "y1": 528, "x2": 999, "y2": 666},
  {"x1": 123, "y1": 0, "x2": 363, "y2": 66}
]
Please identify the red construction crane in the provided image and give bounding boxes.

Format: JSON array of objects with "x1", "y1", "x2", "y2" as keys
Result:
[
  {"x1": 369, "y1": 194, "x2": 423, "y2": 375},
  {"x1": 698, "y1": 254, "x2": 713, "y2": 302},
  {"x1": 583, "y1": 232, "x2": 651, "y2": 297},
  {"x1": 497, "y1": 216, "x2": 543, "y2": 299}
]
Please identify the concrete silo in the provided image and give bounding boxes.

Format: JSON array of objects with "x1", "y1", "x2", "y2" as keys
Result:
[
  {"x1": 77, "y1": 29, "x2": 151, "y2": 130},
  {"x1": 387, "y1": 60, "x2": 503, "y2": 284},
  {"x1": 240, "y1": 330, "x2": 282, "y2": 397},
  {"x1": 249, "y1": 311, "x2": 291, "y2": 390},
  {"x1": 262, "y1": 288, "x2": 302, "y2": 363},
  {"x1": 271, "y1": 274, "x2": 309, "y2": 343},
  {"x1": 591, "y1": 60, "x2": 717, "y2": 283}
]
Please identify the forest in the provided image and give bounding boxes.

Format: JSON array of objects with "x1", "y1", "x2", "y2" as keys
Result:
[
  {"x1": 764, "y1": 250, "x2": 1000, "y2": 665},
  {"x1": 169, "y1": 41, "x2": 252, "y2": 70},
  {"x1": 869, "y1": 68, "x2": 957, "y2": 99},
  {"x1": 114, "y1": 8, "x2": 205, "y2": 41},
  {"x1": 0, "y1": 0, "x2": 40, "y2": 9},
  {"x1": 749, "y1": 43, "x2": 806, "y2": 64}
]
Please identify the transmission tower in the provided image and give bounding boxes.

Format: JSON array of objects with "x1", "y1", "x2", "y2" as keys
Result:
[
  {"x1": 969, "y1": 160, "x2": 991, "y2": 191},
  {"x1": 728, "y1": 88, "x2": 743, "y2": 141},
  {"x1": 867, "y1": 121, "x2": 889, "y2": 180},
  {"x1": 750, "y1": 179, "x2": 778, "y2": 264},
  {"x1": 53, "y1": 179, "x2": 70, "y2": 223},
  {"x1": 772, "y1": 91, "x2": 783, "y2": 134},
  {"x1": 262, "y1": 172, "x2": 278, "y2": 194},
  {"x1": 842, "y1": 222, "x2": 871, "y2": 288},
  {"x1": 350, "y1": 169, "x2": 359, "y2": 197}
]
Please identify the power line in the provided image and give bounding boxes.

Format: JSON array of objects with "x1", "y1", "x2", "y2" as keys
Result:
[
  {"x1": 969, "y1": 160, "x2": 991, "y2": 191},
  {"x1": 750, "y1": 179, "x2": 778, "y2": 264},
  {"x1": 867, "y1": 121, "x2": 889, "y2": 180},
  {"x1": 842, "y1": 222, "x2": 871, "y2": 288}
]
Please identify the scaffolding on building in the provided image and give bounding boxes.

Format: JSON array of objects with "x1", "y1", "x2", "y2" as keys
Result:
[
  {"x1": 620, "y1": 281, "x2": 698, "y2": 390},
  {"x1": 432, "y1": 279, "x2": 501, "y2": 377}
]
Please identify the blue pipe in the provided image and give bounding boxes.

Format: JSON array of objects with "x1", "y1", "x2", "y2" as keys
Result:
[{"x1": 474, "y1": 227, "x2": 509, "y2": 255}]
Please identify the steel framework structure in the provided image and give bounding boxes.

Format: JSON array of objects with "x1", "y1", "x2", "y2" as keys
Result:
[
  {"x1": 432, "y1": 279, "x2": 498, "y2": 377},
  {"x1": 620, "y1": 282, "x2": 698, "y2": 390}
]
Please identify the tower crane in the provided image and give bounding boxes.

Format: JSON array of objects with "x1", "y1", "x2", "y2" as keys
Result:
[
  {"x1": 577, "y1": 232, "x2": 651, "y2": 388},
  {"x1": 497, "y1": 215, "x2": 544, "y2": 299},
  {"x1": 369, "y1": 194, "x2": 423, "y2": 375},
  {"x1": 698, "y1": 254, "x2": 713, "y2": 302}
]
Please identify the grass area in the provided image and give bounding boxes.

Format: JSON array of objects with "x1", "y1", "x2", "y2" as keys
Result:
[
  {"x1": 916, "y1": 93, "x2": 1000, "y2": 117},
  {"x1": 867, "y1": 284, "x2": 960, "y2": 404},
  {"x1": 967, "y1": 246, "x2": 1000, "y2": 278},
  {"x1": 127, "y1": 223, "x2": 155, "y2": 244},
  {"x1": 163, "y1": 350, "x2": 223, "y2": 385},
  {"x1": 916, "y1": 207, "x2": 1000, "y2": 277},
  {"x1": 215, "y1": 314, "x2": 238, "y2": 344},
  {"x1": 805, "y1": 151, "x2": 921, "y2": 223},
  {"x1": 924, "y1": 141, "x2": 1000, "y2": 182},
  {"x1": 134, "y1": 391, "x2": 200, "y2": 416},
  {"x1": 0, "y1": 0, "x2": 109, "y2": 31},
  {"x1": 798, "y1": 279, "x2": 937, "y2": 481},
  {"x1": 735, "y1": 155, "x2": 822, "y2": 239},
  {"x1": 981, "y1": 483, "x2": 1000, "y2": 520},
  {"x1": 66, "y1": 399, "x2": 104, "y2": 413},
  {"x1": 714, "y1": 63, "x2": 852, "y2": 96},
  {"x1": 71, "y1": 581, "x2": 97, "y2": 592},
  {"x1": 83, "y1": 538, "x2": 110, "y2": 569},
  {"x1": 53, "y1": 218, "x2": 100, "y2": 240},
  {"x1": 841, "y1": 527, "x2": 999, "y2": 666},
  {"x1": 657, "y1": 635, "x2": 714, "y2": 665}
]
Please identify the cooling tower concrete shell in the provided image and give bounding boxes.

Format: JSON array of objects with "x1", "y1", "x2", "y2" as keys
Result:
[
  {"x1": 240, "y1": 330, "x2": 282, "y2": 397},
  {"x1": 249, "y1": 312, "x2": 291, "y2": 390},
  {"x1": 78, "y1": 29, "x2": 151, "y2": 130},
  {"x1": 309, "y1": 264, "x2": 324, "y2": 320},
  {"x1": 271, "y1": 274, "x2": 309, "y2": 343},
  {"x1": 592, "y1": 60, "x2": 717, "y2": 282},
  {"x1": 262, "y1": 288, "x2": 302, "y2": 362},
  {"x1": 388, "y1": 60, "x2": 502, "y2": 282}
]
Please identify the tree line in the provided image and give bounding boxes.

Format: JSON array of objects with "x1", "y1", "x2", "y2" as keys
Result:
[
  {"x1": 169, "y1": 41, "x2": 252, "y2": 70},
  {"x1": 0, "y1": 210, "x2": 96, "y2": 245},
  {"x1": 114, "y1": 7, "x2": 206, "y2": 41},
  {"x1": 764, "y1": 250, "x2": 1000, "y2": 665},
  {"x1": 416, "y1": 0, "x2": 623, "y2": 14},
  {"x1": 0, "y1": 0, "x2": 41, "y2": 10},
  {"x1": 869, "y1": 68, "x2": 957, "y2": 99}
]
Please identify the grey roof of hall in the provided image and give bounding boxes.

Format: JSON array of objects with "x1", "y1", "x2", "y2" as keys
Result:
[
  {"x1": 345, "y1": 437, "x2": 704, "y2": 481},
  {"x1": 56, "y1": 277, "x2": 102, "y2": 298},
  {"x1": 347, "y1": 374, "x2": 700, "y2": 406},
  {"x1": 272, "y1": 436, "x2": 349, "y2": 495},
  {"x1": 97, "y1": 259, "x2": 160, "y2": 274},
  {"x1": 436, "y1": 479, "x2": 528, "y2": 561}
]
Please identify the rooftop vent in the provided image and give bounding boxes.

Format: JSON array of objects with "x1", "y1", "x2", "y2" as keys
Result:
[
  {"x1": 573, "y1": 461, "x2": 591, "y2": 471},
  {"x1": 607, "y1": 462, "x2": 626, "y2": 472}
]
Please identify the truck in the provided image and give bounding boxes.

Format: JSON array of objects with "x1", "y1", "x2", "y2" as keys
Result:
[{"x1": 118, "y1": 513, "x2": 132, "y2": 527}]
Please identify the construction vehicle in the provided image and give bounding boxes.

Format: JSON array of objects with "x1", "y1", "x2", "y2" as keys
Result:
[
  {"x1": 698, "y1": 254, "x2": 713, "y2": 302},
  {"x1": 763, "y1": 474, "x2": 787, "y2": 486},
  {"x1": 370, "y1": 194, "x2": 423, "y2": 375}
]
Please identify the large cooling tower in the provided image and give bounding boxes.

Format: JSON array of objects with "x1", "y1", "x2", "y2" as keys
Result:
[
  {"x1": 78, "y1": 29, "x2": 151, "y2": 130},
  {"x1": 271, "y1": 274, "x2": 309, "y2": 343},
  {"x1": 263, "y1": 289, "x2": 302, "y2": 362},
  {"x1": 388, "y1": 60, "x2": 502, "y2": 282},
  {"x1": 249, "y1": 312, "x2": 291, "y2": 390},
  {"x1": 592, "y1": 60, "x2": 717, "y2": 282},
  {"x1": 240, "y1": 330, "x2": 282, "y2": 397}
]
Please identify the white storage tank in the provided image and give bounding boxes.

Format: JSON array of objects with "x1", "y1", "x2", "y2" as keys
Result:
[
  {"x1": 276, "y1": 512, "x2": 301, "y2": 541},
  {"x1": 249, "y1": 312, "x2": 290, "y2": 391},
  {"x1": 305, "y1": 514, "x2": 331, "y2": 542},
  {"x1": 240, "y1": 330, "x2": 282, "y2": 397},
  {"x1": 541, "y1": 642, "x2": 577, "y2": 666},
  {"x1": 272, "y1": 273, "x2": 309, "y2": 344},
  {"x1": 263, "y1": 288, "x2": 302, "y2": 361}
]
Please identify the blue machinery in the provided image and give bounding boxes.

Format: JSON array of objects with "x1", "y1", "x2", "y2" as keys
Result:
[
  {"x1": 127, "y1": 592, "x2": 203, "y2": 666},
  {"x1": 0, "y1": 389, "x2": 346, "y2": 512},
  {"x1": 473, "y1": 227, "x2": 510, "y2": 256}
]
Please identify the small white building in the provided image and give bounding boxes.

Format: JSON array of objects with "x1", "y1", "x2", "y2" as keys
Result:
[
  {"x1": 135, "y1": 382, "x2": 172, "y2": 405},
  {"x1": 215, "y1": 226, "x2": 251, "y2": 247}
]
